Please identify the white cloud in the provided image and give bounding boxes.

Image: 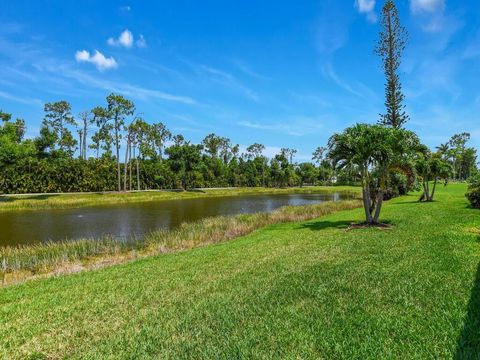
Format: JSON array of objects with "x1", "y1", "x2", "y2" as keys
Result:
[
  {"x1": 108, "y1": 29, "x2": 134, "y2": 48},
  {"x1": 75, "y1": 50, "x2": 118, "y2": 71},
  {"x1": 410, "y1": 0, "x2": 445, "y2": 14},
  {"x1": 136, "y1": 34, "x2": 147, "y2": 48},
  {"x1": 108, "y1": 29, "x2": 147, "y2": 49},
  {"x1": 355, "y1": 0, "x2": 377, "y2": 23}
]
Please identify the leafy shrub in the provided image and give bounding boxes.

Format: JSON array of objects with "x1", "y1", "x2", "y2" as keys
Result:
[{"x1": 466, "y1": 174, "x2": 480, "y2": 208}]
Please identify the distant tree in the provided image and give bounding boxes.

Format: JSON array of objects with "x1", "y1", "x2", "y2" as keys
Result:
[
  {"x1": 416, "y1": 151, "x2": 451, "y2": 202},
  {"x1": 231, "y1": 144, "x2": 240, "y2": 160},
  {"x1": 202, "y1": 133, "x2": 223, "y2": 159},
  {"x1": 89, "y1": 125, "x2": 113, "y2": 159},
  {"x1": 460, "y1": 147, "x2": 478, "y2": 180},
  {"x1": 448, "y1": 132, "x2": 471, "y2": 180},
  {"x1": 375, "y1": 0, "x2": 409, "y2": 128},
  {"x1": 0, "y1": 112, "x2": 35, "y2": 191},
  {"x1": 43, "y1": 101, "x2": 77, "y2": 154},
  {"x1": 104, "y1": 94, "x2": 135, "y2": 191},
  {"x1": 312, "y1": 146, "x2": 326, "y2": 165},
  {"x1": 173, "y1": 134, "x2": 185, "y2": 146},
  {"x1": 150, "y1": 122, "x2": 171, "y2": 160},
  {"x1": 35, "y1": 125, "x2": 57, "y2": 156},
  {"x1": 246, "y1": 143, "x2": 266, "y2": 185},
  {"x1": 219, "y1": 137, "x2": 232, "y2": 164},
  {"x1": 77, "y1": 111, "x2": 91, "y2": 160},
  {"x1": 166, "y1": 142, "x2": 204, "y2": 190},
  {"x1": 246, "y1": 143, "x2": 265, "y2": 160},
  {"x1": 281, "y1": 148, "x2": 297, "y2": 164},
  {"x1": 271, "y1": 151, "x2": 295, "y2": 187},
  {"x1": 124, "y1": 117, "x2": 149, "y2": 191},
  {"x1": 296, "y1": 163, "x2": 318, "y2": 187},
  {"x1": 436, "y1": 142, "x2": 450, "y2": 159},
  {"x1": 0, "y1": 110, "x2": 12, "y2": 122}
]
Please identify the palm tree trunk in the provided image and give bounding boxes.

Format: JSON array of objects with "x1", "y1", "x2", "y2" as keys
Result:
[
  {"x1": 421, "y1": 180, "x2": 428, "y2": 201},
  {"x1": 362, "y1": 186, "x2": 373, "y2": 223},
  {"x1": 429, "y1": 178, "x2": 438, "y2": 201},
  {"x1": 373, "y1": 189, "x2": 384, "y2": 223}
]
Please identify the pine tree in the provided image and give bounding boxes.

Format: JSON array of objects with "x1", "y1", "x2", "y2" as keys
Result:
[{"x1": 375, "y1": 0, "x2": 409, "y2": 128}]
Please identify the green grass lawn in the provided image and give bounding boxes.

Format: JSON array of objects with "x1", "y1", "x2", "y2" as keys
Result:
[
  {"x1": 0, "y1": 184, "x2": 479, "y2": 359},
  {"x1": 0, "y1": 186, "x2": 359, "y2": 212}
]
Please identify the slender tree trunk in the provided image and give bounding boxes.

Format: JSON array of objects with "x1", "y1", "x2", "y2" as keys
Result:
[
  {"x1": 60, "y1": 120, "x2": 64, "y2": 152},
  {"x1": 362, "y1": 169, "x2": 374, "y2": 223},
  {"x1": 425, "y1": 176, "x2": 430, "y2": 201},
  {"x1": 114, "y1": 117, "x2": 121, "y2": 192},
  {"x1": 362, "y1": 186, "x2": 373, "y2": 223},
  {"x1": 136, "y1": 150, "x2": 140, "y2": 192},
  {"x1": 421, "y1": 181, "x2": 427, "y2": 201},
  {"x1": 124, "y1": 140, "x2": 129, "y2": 192},
  {"x1": 83, "y1": 120, "x2": 87, "y2": 160},
  {"x1": 373, "y1": 189, "x2": 384, "y2": 223},
  {"x1": 78, "y1": 132, "x2": 83, "y2": 159},
  {"x1": 429, "y1": 178, "x2": 438, "y2": 202},
  {"x1": 129, "y1": 145, "x2": 132, "y2": 191}
]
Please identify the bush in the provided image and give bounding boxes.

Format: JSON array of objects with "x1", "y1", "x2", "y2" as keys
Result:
[{"x1": 466, "y1": 174, "x2": 480, "y2": 208}]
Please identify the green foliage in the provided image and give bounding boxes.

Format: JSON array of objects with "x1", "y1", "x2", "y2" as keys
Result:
[
  {"x1": 43, "y1": 101, "x2": 77, "y2": 155},
  {"x1": 376, "y1": 0, "x2": 409, "y2": 128},
  {"x1": 328, "y1": 123, "x2": 420, "y2": 223},
  {"x1": 465, "y1": 174, "x2": 480, "y2": 208},
  {"x1": 415, "y1": 151, "x2": 452, "y2": 202}
]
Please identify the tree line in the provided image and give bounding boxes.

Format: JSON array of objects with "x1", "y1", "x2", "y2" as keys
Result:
[
  {"x1": 0, "y1": 94, "x2": 475, "y2": 197},
  {"x1": 0, "y1": 98, "x2": 347, "y2": 193}
]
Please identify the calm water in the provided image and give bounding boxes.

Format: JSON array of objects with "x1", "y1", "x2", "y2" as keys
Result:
[{"x1": 0, "y1": 192, "x2": 352, "y2": 247}]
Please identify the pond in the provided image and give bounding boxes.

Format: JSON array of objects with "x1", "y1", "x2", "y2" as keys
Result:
[{"x1": 0, "y1": 192, "x2": 353, "y2": 247}]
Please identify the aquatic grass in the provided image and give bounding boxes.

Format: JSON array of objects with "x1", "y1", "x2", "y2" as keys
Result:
[
  {"x1": 0, "y1": 200, "x2": 362, "y2": 285},
  {"x1": 0, "y1": 186, "x2": 359, "y2": 212}
]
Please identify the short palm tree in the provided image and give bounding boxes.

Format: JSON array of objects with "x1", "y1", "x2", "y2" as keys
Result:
[{"x1": 328, "y1": 123, "x2": 420, "y2": 224}]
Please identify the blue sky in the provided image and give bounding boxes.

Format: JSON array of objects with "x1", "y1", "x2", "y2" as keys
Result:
[{"x1": 0, "y1": 0, "x2": 479, "y2": 161}]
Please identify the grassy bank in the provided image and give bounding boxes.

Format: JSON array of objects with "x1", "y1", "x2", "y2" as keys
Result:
[
  {"x1": 0, "y1": 200, "x2": 362, "y2": 285},
  {"x1": 1, "y1": 184, "x2": 479, "y2": 358},
  {"x1": 0, "y1": 186, "x2": 359, "y2": 212}
]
